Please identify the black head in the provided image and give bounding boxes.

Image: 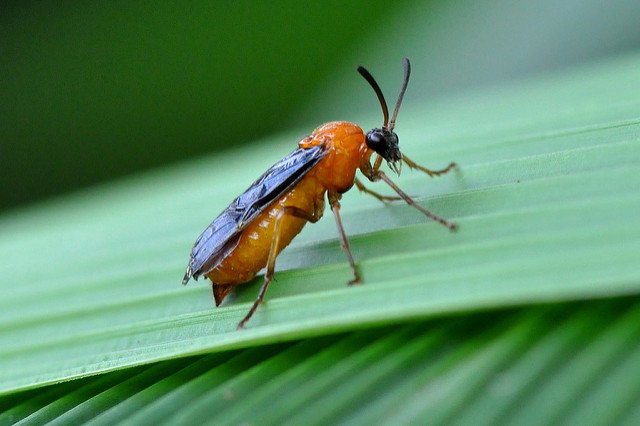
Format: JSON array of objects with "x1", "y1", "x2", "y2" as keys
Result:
[
  {"x1": 358, "y1": 58, "x2": 411, "y2": 175},
  {"x1": 365, "y1": 127, "x2": 401, "y2": 174}
]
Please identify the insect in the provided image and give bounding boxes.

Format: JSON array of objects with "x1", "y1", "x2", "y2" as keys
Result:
[{"x1": 183, "y1": 58, "x2": 457, "y2": 329}]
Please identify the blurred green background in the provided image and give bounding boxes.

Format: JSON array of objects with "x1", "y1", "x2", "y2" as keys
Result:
[{"x1": 2, "y1": 0, "x2": 640, "y2": 211}]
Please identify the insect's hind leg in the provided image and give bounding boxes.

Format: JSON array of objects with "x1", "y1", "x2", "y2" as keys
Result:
[
  {"x1": 403, "y1": 155, "x2": 457, "y2": 177},
  {"x1": 237, "y1": 206, "x2": 319, "y2": 329}
]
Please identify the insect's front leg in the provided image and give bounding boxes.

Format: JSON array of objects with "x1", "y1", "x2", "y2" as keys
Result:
[
  {"x1": 354, "y1": 178, "x2": 402, "y2": 202},
  {"x1": 355, "y1": 155, "x2": 401, "y2": 202},
  {"x1": 360, "y1": 157, "x2": 457, "y2": 231},
  {"x1": 328, "y1": 191, "x2": 361, "y2": 285},
  {"x1": 402, "y1": 155, "x2": 457, "y2": 177},
  {"x1": 382, "y1": 170, "x2": 456, "y2": 231}
]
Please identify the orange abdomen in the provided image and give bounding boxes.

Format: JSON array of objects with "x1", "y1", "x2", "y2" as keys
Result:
[{"x1": 207, "y1": 172, "x2": 325, "y2": 286}]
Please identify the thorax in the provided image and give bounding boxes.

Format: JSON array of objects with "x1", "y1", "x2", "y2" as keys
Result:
[{"x1": 299, "y1": 121, "x2": 369, "y2": 193}]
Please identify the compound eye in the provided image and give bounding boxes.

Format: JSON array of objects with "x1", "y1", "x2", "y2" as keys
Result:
[{"x1": 366, "y1": 130, "x2": 386, "y2": 151}]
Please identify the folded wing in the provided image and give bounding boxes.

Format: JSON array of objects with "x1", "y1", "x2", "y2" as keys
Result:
[{"x1": 182, "y1": 144, "x2": 327, "y2": 284}]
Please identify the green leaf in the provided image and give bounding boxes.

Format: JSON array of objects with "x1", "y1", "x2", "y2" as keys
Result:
[
  {"x1": 1, "y1": 52, "x2": 640, "y2": 422},
  {"x1": 3, "y1": 299, "x2": 640, "y2": 424}
]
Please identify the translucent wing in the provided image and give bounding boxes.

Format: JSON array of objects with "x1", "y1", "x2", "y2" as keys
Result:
[{"x1": 183, "y1": 144, "x2": 327, "y2": 284}]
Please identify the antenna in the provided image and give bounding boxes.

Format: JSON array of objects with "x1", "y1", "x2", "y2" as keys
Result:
[
  {"x1": 357, "y1": 65, "x2": 389, "y2": 128},
  {"x1": 389, "y1": 58, "x2": 411, "y2": 131},
  {"x1": 358, "y1": 58, "x2": 411, "y2": 131}
]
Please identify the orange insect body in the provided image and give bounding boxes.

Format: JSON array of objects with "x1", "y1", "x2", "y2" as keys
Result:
[
  {"x1": 184, "y1": 58, "x2": 457, "y2": 328},
  {"x1": 207, "y1": 121, "x2": 367, "y2": 303}
]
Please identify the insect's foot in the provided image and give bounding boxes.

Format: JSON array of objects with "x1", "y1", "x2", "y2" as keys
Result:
[
  {"x1": 426, "y1": 161, "x2": 459, "y2": 177},
  {"x1": 237, "y1": 315, "x2": 251, "y2": 330}
]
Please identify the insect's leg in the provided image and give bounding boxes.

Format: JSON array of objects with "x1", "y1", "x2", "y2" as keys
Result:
[
  {"x1": 356, "y1": 155, "x2": 401, "y2": 202},
  {"x1": 354, "y1": 177, "x2": 402, "y2": 202},
  {"x1": 328, "y1": 191, "x2": 361, "y2": 285},
  {"x1": 372, "y1": 154, "x2": 383, "y2": 173},
  {"x1": 237, "y1": 205, "x2": 319, "y2": 329},
  {"x1": 374, "y1": 170, "x2": 457, "y2": 231},
  {"x1": 402, "y1": 155, "x2": 457, "y2": 177}
]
